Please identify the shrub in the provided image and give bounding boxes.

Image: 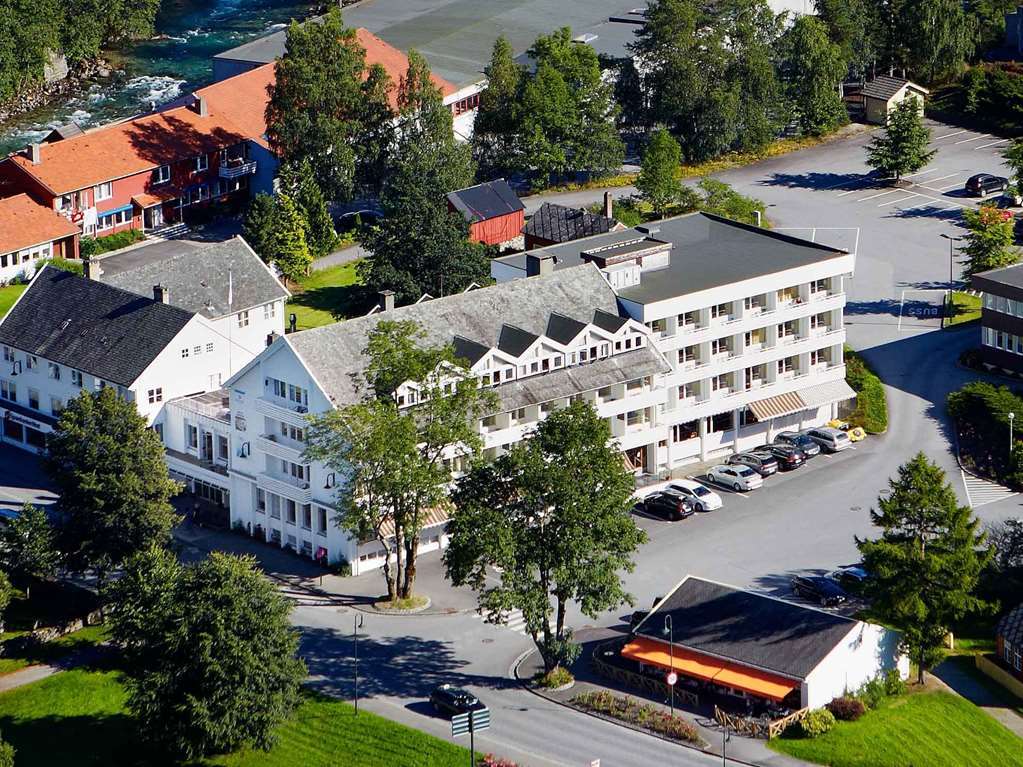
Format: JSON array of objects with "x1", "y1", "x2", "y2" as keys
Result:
[
  {"x1": 80, "y1": 229, "x2": 145, "y2": 258},
  {"x1": 856, "y1": 675, "x2": 887, "y2": 709},
  {"x1": 882, "y1": 668, "x2": 907, "y2": 697},
  {"x1": 0, "y1": 735, "x2": 13, "y2": 767},
  {"x1": 958, "y1": 347, "x2": 983, "y2": 369},
  {"x1": 330, "y1": 557, "x2": 352, "y2": 577},
  {"x1": 479, "y1": 755, "x2": 518, "y2": 767},
  {"x1": 845, "y1": 346, "x2": 888, "y2": 433},
  {"x1": 537, "y1": 666, "x2": 574, "y2": 688},
  {"x1": 37, "y1": 257, "x2": 84, "y2": 276},
  {"x1": 799, "y1": 708, "x2": 836, "y2": 737},
  {"x1": 571, "y1": 691, "x2": 701, "y2": 743},
  {"x1": 826, "y1": 696, "x2": 866, "y2": 721}
]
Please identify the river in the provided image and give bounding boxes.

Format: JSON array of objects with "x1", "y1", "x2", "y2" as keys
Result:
[{"x1": 0, "y1": 0, "x2": 317, "y2": 155}]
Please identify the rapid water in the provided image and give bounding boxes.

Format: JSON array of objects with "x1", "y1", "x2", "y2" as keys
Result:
[{"x1": 0, "y1": 0, "x2": 315, "y2": 154}]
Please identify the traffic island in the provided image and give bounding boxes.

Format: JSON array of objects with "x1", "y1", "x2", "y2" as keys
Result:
[{"x1": 372, "y1": 595, "x2": 431, "y2": 614}]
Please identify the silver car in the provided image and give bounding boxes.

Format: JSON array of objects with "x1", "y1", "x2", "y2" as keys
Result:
[
  {"x1": 804, "y1": 426, "x2": 852, "y2": 453},
  {"x1": 707, "y1": 464, "x2": 763, "y2": 491}
]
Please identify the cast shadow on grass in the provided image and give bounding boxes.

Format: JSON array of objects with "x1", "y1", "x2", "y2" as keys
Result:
[
  {"x1": 0, "y1": 712, "x2": 147, "y2": 767},
  {"x1": 290, "y1": 283, "x2": 374, "y2": 323}
]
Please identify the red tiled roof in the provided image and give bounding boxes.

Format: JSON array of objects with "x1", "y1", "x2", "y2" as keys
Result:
[
  {"x1": 0, "y1": 193, "x2": 78, "y2": 255},
  {"x1": 353, "y1": 28, "x2": 456, "y2": 106},
  {"x1": 8, "y1": 105, "x2": 250, "y2": 196}
]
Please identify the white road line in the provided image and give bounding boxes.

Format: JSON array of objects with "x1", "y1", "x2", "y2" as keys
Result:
[
  {"x1": 960, "y1": 472, "x2": 1018, "y2": 508},
  {"x1": 954, "y1": 134, "x2": 991, "y2": 144},
  {"x1": 918, "y1": 173, "x2": 960, "y2": 185},
  {"x1": 934, "y1": 129, "x2": 968, "y2": 140},
  {"x1": 897, "y1": 290, "x2": 905, "y2": 331},
  {"x1": 904, "y1": 168, "x2": 942, "y2": 178},
  {"x1": 857, "y1": 190, "x2": 900, "y2": 202},
  {"x1": 975, "y1": 139, "x2": 1009, "y2": 150},
  {"x1": 878, "y1": 194, "x2": 921, "y2": 207},
  {"x1": 837, "y1": 183, "x2": 873, "y2": 197}
]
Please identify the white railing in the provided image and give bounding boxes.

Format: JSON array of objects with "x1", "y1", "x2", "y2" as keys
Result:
[{"x1": 219, "y1": 160, "x2": 257, "y2": 179}]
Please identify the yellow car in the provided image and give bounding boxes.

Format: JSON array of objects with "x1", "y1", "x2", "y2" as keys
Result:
[{"x1": 827, "y1": 419, "x2": 866, "y2": 442}]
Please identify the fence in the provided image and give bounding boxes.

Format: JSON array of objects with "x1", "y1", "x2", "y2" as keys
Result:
[
  {"x1": 714, "y1": 704, "x2": 809, "y2": 740},
  {"x1": 591, "y1": 642, "x2": 698, "y2": 707}
]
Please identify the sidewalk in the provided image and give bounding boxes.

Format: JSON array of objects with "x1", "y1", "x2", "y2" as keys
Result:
[
  {"x1": 0, "y1": 644, "x2": 111, "y2": 694},
  {"x1": 933, "y1": 656, "x2": 1023, "y2": 739}
]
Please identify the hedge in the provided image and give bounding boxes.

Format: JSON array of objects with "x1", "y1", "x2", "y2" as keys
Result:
[
  {"x1": 844, "y1": 346, "x2": 888, "y2": 433},
  {"x1": 571, "y1": 690, "x2": 702, "y2": 744},
  {"x1": 79, "y1": 229, "x2": 145, "y2": 258},
  {"x1": 947, "y1": 380, "x2": 1023, "y2": 487}
]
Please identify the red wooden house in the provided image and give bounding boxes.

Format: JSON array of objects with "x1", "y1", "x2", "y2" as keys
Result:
[{"x1": 446, "y1": 179, "x2": 525, "y2": 246}]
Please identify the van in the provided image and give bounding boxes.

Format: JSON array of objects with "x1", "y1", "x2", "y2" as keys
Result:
[{"x1": 804, "y1": 426, "x2": 852, "y2": 453}]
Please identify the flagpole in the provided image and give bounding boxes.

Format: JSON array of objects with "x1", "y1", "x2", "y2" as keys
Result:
[{"x1": 228, "y1": 269, "x2": 233, "y2": 380}]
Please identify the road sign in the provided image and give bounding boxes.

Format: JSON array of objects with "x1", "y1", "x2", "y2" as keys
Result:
[
  {"x1": 452, "y1": 711, "x2": 471, "y2": 737},
  {"x1": 590, "y1": 760, "x2": 601, "y2": 767},
  {"x1": 451, "y1": 707, "x2": 491, "y2": 738},
  {"x1": 666, "y1": 671, "x2": 678, "y2": 686}
]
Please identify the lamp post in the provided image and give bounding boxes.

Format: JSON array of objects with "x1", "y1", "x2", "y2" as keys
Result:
[
  {"x1": 663, "y1": 615, "x2": 674, "y2": 717},
  {"x1": 353, "y1": 614, "x2": 364, "y2": 714},
  {"x1": 1010, "y1": 412, "x2": 1016, "y2": 453},
  {"x1": 940, "y1": 234, "x2": 960, "y2": 328}
]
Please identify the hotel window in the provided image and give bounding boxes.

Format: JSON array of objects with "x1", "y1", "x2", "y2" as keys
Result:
[
  {"x1": 50, "y1": 397, "x2": 63, "y2": 415},
  {"x1": 711, "y1": 302, "x2": 730, "y2": 319},
  {"x1": 186, "y1": 424, "x2": 198, "y2": 449},
  {"x1": 195, "y1": 154, "x2": 208, "y2": 172},
  {"x1": 26, "y1": 355, "x2": 37, "y2": 370},
  {"x1": 206, "y1": 342, "x2": 214, "y2": 353},
  {"x1": 679, "y1": 310, "x2": 697, "y2": 328},
  {"x1": 28, "y1": 388, "x2": 39, "y2": 410},
  {"x1": 181, "y1": 347, "x2": 190, "y2": 358},
  {"x1": 287, "y1": 384, "x2": 307, "y2": 406},
  {"x1": 777, "y1": 357, "x2": 795, "y2": 374},
  {"x1": 286, "y1": 500, "x2": 297, "y2": 525},
  {"x1": 712, "y1": 374, "x2": 729, "y2": 391},
  {"x1": 264, "y1": 302, "x2": 276, "y2": 319},
  {"x1": 647, "y1": 318, "x2": 666, "y2": 334},
  {"x1": 317, "y1": 506, "x2": 328, "y2": 535},
  {"x1": 0, "y1": 379, "x2": 14, "y2": 401},
  {"x1": 711, "y1": 338, "x2": 730, "y2": 356},
  {"x1": 811, "y1": 278, "x2": 828, "y2": 294},
  {"x1": 237, "y1": 310, "x2": 249, "y2": 328},
  {"x1": 148, "y1": 388, "x2": 163, "y2": 404},
  {"x1": 48, "y1": 362, "x2": 60, "y2": 380},
  {"x1": 154, "y1": 165, "x2": 171, "y2": 184},
  {"x1": 95, "y1": 181, "x2": 112, "y2": 201},
  {"x1": 302, "y1": 504, "x2": 312, "y2": 530}
]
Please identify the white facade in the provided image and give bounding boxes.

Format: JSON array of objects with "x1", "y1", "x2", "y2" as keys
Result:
[
  {"x1": 0, "y1": 241, "x2": 52, "y2": 285},
  {"x1": 803, "y1": 622, "x2": 909, "y2": 708}
]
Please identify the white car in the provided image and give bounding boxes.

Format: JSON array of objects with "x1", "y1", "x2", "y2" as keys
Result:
[
  {"x1": 664, "y1": 480, "x2": 723, "y2": 511},
  {"x1": 707, "y1": 464, "x2": 763, "y2": 492}
]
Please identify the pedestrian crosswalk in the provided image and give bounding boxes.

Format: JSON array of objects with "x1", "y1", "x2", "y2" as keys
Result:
[
  {"x1": 961, "y1": 470, "x2": 1018, "y2": 508},
  {"x1": 474, "y1": 608, "x2": 561, "y2": 637},
  {"x1": 277, "y1": 582, "x2": 338, "y2": 607}
]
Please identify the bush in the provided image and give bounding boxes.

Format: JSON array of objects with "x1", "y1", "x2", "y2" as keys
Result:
[
  {"x1": 882, "y1": 668, "x2": 907, "y2": 697},
  {"x1": 845, "y1": 346, "x2": 888, "y2": 433},
  {"x1": 537, "y1": 666, "x2": 574, "y2": 688},
  {"x1": 799, "y1": 708, "x2": 836, "y2": 737},
  {"x1": 856, "y1": 675, "x2": 887, "y2": 709},
  {"x1": 571, "y1": 690, "x2": 702, "y2": 743},
  {"x1": 37, "y1": 257, "x2": 84, "y2": 276},
  {"x1": 826, "y1": 696, "x2": 866, "y2": 721},
  {"x1": 0, "y1": 736, "x2": 13, "y2": 767},
  {"x1": 958, "y1": 347, "x2": 983, "y2": 369},
  {"x1": 330, "y1": 557, "x2": 352, "y2": 577},
  {"x1": 80, "y1": 229, "x2": 145, "y2": 258},
  {"x1": 479, "y1": 755, "x2": 518, "y2": 767}
]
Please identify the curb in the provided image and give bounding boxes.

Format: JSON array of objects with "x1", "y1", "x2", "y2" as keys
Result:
[{"x1": 510, "y1": 648, "x2": 765, "y2": 767}]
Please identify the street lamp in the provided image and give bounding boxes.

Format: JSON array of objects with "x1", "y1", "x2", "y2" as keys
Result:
[
  {"x1": 353, "y1": 614, "x2": 364, "y2": 714},
  {"x1": 663, "y1": 614, "x2": 674, "y2": 717},
  {"x1": 1010, "y1": 412, "x2": 1016, "y2": 453},
  {"x1": 940, "y1": 234, "x2": 960, "y2": 328}
]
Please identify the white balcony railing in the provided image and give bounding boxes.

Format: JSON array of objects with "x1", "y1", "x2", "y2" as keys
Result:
[
  {"x1": 219, "y1": 160, "x2": 257, "y2": 179},
  {"x1": 257, "y1": 472, "x2": 312, "y2": 504}
]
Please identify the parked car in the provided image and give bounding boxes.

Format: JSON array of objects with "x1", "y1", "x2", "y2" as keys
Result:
[
  {"x1": 707, "y1": 464, "x2": 763, "y2": 491},
  {"x1": 642, "y1": 491, "x2": 695, "y2": 521},
  {"x1": 774, "y1": 431, "x2": 821, "y2": 458},
  {"x1": 430, "y1": 684, "x2": 484, "y2": 717},
  {"x1": 804, "y1": 426, "x2": 852, "y2": 453},
  {"x1": 830, "y1": 565, "x2": 871, "y2": 593},
  {"x1": 965, "y1": 173, "x2": 1008, "y2": 198},
  {"x1": 665, "y1": 479, "x2": 723, "y2": 511},
  {"x1": 828, "y1": 419, "x2": 866, "y2": 442},
  {"x1": 727, "y1": 450, "x2": 778, "y2": 477},
  {"x1": 791, "y1": 575, "x2": 849, "y2": 607},
  {"x1": 761, "y1": 443, "x2": 805, "y2": 470}
]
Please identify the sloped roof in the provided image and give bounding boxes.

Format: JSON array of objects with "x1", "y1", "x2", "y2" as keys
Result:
[
  {"x1": 635, "y1": 576, "x2": 859, "y2": 680},
  {"x1": 447, "y1": 179, "x2": 524, "y2": 223},
  {"x1": 285, "y1": 263, "x2": 623, "y2": 407},
  {"x1": 861, "y1": 76, "x2": 928, "y2": 101},
  {"x1": 523, "y1": 202, "x2": 619, "y2": 244},
  {"x1": 0, "y1": 267, "x2": 193, "y2": 386},
  {"x1": 0, "y1": 194, "x2": 78, "y2": 255},
  {"x1": 998, "y1": 603, "x2": 1023, "y2": 647},
  {"x1": 195, "y1": 64, "x2": 276, "y2": 150},
  {"x1": 101, "y1": 237, "x2": 289, "y2": 319}
]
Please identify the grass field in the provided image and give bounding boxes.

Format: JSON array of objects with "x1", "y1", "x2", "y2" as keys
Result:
[
  {"x1": 0, "y1": 669, "x2": 473, "y2": 767},
  {"x1": 0, "y1": 625, "x2": 108, "y2": 676},
  {"x1": 946, "y1": 291, "x2": 982, "y2": 328},
  {"x1": 286, "y1": 261, "x2": 366, "y2": 331},
  {"x1": 769, "y1": 691, "x2": 1023, "y2": 767},
  {"x1": 0, "y1": 284, "x2": 26, "y2": 316}
]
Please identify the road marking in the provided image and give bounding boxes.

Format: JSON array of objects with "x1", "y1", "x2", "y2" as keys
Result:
[
  {"x1": 916, "y1": 173, "x2": 960, "y2": 186},
  {"x1": 975, "y1": 139, "x2": 1009, "y2": 149},
  {"x1": 878, "y1": 194, "x2": 921, "y2": 207},
  {"x1": 954, "y1": 134, "x2": 991, "y2": 144},
  {"x1": 857, "y1": 189, "x2": 900, "y2": 202},
  {"x1": 961, "y1": 472, "x2": 1018, "y2": 508},
  {"x1": 474, "y1": 608, "x2": 559, "y2": 637},
  {"x1": 904, "y1": 168, "x2": 943, "y2": 178},
  {"x1": 934, "y1": 129, "x2": 968, "y2": 140},
  {"x1": 837, "y1": 182, "x2": 874, "y2": 196}
]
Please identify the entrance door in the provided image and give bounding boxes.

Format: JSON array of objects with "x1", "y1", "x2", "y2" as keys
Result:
[
  {"x1": 201, "y1": 432, "x2": 214, "y2": 462},
  {"x1": 144, "y1": 205, "x2": 164, "y2": 230}
]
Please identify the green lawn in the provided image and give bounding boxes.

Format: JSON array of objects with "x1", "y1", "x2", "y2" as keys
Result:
[
  {"x1": 0, "y1": 284, "x2": 26, "y2": 316},
  {"x1": 0, "y1": 669, "x2": 473, "y2": 767},
  {"x1": 769, "y1": 691, "x2": 1023, "y2": 767},
  {"x1": 0, "y1": 625, "x2": 109, "y2": 676},
  {"x1": 946, "y1": 291, "x2": 982, "y2": 328},
  {"x1": 286, "y1": 261, "x2": 367, "y2": 331}
]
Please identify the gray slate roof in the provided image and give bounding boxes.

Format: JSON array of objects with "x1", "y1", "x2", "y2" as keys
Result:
[
  {"x1": 860, "y1": 76, "x2": 912, "y2": 101},
  {"x1": 524, "y1": 202, "x2": 619, "y2": 244},
  {"x1": 447, "y1": 180, "x2": 523, "y2": 223},
  {"x1": 998, "y1": 604, "x2": 1023, "y2": 647},
  {"x1": 636, "y1": 576, "x2": 859, "y2": 680},
  {"x1": 102, "y1": 237, "x2": 288, "y2": 319},
  {"x1": 285, "y1": 264, "x2": 624, "y2": 406},
  {"x1": 0, "y1": 266, "x2": 193, "y2": 387}
]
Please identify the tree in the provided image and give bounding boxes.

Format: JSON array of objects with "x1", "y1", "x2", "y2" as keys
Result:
[
  {"x1": 960, "y1": 205, "x2": 1019, "y2": 278},
  {"x1": 306, "y1": 321, "x2": 498, "y2": 600},
  {"x1": 0, "y1": 734, "x2": 13, "y2": 767},
  {"x1": 265, "y1": 8, "x2": 395, "y2": 200},
  {"x1": 865, "y1": 96, "x2": 935, "y2": 180},
  {"x1": 446, "y1": 402, "x2": 647, "y2": 672},
  {"x1": 279, "y1": 159, "x2": 337, "y2": 259},
  {"x1": 856, "y1": 453, "x2": 993, "y2": 683},
  {"x1": 0, "y1": 570, "x2": 11, "y2": 634},
  {"x1": 724, "y1": 0, "x2": 786, "y2": 153},
  {"x1": 1003, "y1": 139, "x2": 1023, "y2": 194},
  {"x1": 816, "y1": 0, "x2": 880, "y2": 78},
  {"x1": 781, "y1": 16, "x2": 848, "y2": 136},
  {"x1": 637, "y1": 128, "x2": 683, "y2": 216},
  {"x1": 472, "y1": 37, "x2": 523, "y2": 177},
  {"x1": 902, "y1": 0, "x2": 974, "y2": 83},
  {"x1": 242, "y1": 193, "x2": 278, "y2": 261},
  {"x1": 0, "y1": 503, "x2": 57, "y2": 600},
  {"x1": 107, "y1": 547, "x2": 304, "y2": 760},
  {"x1": 698, "y1": 178, "x2": 767, "y2": 224},
  {"x1": 270, "y1": 193, "x2": 312, "y2": 283},
  {"x1": 44, "y1": 388, "x2": 179, "y2": 588}
]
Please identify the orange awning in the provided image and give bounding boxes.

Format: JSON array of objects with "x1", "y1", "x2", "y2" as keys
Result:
[{"x1": 621, "y1": 637, "x2": 798, "y2": 702}]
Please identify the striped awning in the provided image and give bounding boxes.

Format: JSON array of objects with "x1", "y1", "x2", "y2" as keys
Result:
[
  {"x1": 798, "y1": 379, "x2": 857, "y2": 410},
  {"x1": 378, "y1": 504, "x2": 450, "y2": 539},
  {"x1": 748, "y1": 391, "x2": 807, "y2": 421}
]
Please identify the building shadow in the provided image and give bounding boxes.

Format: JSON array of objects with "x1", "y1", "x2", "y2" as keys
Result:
[{"x1": 758, "y1": 171, "x2": 873, "y2": 193}]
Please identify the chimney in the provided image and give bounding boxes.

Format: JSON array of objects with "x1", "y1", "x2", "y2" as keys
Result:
[
  {"x1": 153, "y1": 284, "x2": 169, "y2": 303},
  {"x1": 83, "y1": 258, "x2": 102, "y2": 281},
  {"x1": 526, "y1": 253, "x2": 556, "y2": 277},
  {"x1": 196, "y1": 95, "x2": 208, "y2": 118},
  {"x1": 379, "y1": 289, "x2": 395, "y2": 312},
  {"x1": 266, "y1": 332, "x2": 279, "y2": 347},
  {"x1": 288, "y1": 312, "x2": 297, "y2": 333},
  {"x1": 603, "y1": 191, "x2": 613, "y2": 220},
  {"x1": 28, "y1": 143, "x2": 41, "y2": 165}
]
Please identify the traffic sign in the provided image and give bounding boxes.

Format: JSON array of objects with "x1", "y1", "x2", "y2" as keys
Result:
[
  {"x1": 666, "y1": 671, "x2": 678, "y2": 686},
  {"x1": 452, "y1": 711, "x2": 471, "y2": 737},
  {"x1": 451, "y1": 707, "x2": 491, "y2": 738},
  {"x1": 590, "y1": 760, "x2": 601, "y2": 767}
]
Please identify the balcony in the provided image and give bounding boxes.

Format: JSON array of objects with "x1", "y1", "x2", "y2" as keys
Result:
[
  {"x1": 257, "y1": 472, "x2": 312, "y2": 504},
  {"x1": 256, "y1": 433, "x2": 305, "y2": 461},
  {"x1": 219, "y1": 160, "x2": 257, "y2": 179},
  {"x1": 255, "y1": 396, "x2": 310, "y2": 427}
]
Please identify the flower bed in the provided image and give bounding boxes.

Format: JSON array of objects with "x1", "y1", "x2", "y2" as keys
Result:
[{"x1": 571, "y1": 690, "x2": 703, "y2": 744}]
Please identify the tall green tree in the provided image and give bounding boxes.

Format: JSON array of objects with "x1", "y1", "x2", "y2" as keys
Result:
[
  {"x1": 269, "y1": 193, "x2": 312, "y2": 283},
  {"x1": 724, "y1": 0, "x2": 785, "y2": 153},
  {"x1": 472, "y1": 37, "x2": 523, "y2": 177},
  {"x1": 816, "y1": 0, "x2": 880, "y2": 79},
  {"x1": 781, "y1": 16, "x2": 848, "y2": 136},
  {"x1": 306, "y1": 321, "x2": 498, "y2": 600},
  {"x1": 446, "y1": 402, "x2": 647, "y2": 672},
  {"x1": 0, "y1": 503, "x2": 57, "y2": 600},
  {"x1": 903, "y1": 0, "x2": 974, "y2": 83},
  {"x1": 279, "y1": 159, "x2": 337, "y2": 259},
  {"x1": 44, "y1": 388, "x2": 179, "y2": 588},
  {"x1": 1003, "y1": 139, "x2": 1023, "y2": 194},
  {"x1": 865, "y1": 96, "x2": 935, "y2": 180},
  {"x1": 108, "y1": 547, "x2": 304, "y2": 760},
  {"x1": 0, "y1": 570, "x2": 11, "y2": 635},
  {"x1": 266, "y1": 8, "x2": 394, "y2": 200},
  {"x1": 857, "y1": 453, "x2": 993, "y2": 683},
  {"x1": 242, "y1": 193, "x2": 279, "y2": 262},
  {"x1": 637, "y1": 128, "x2": 683, "y2": 216},
  {"x1": 960, "y1": 205, "x2": 1019, "y2": 278}
]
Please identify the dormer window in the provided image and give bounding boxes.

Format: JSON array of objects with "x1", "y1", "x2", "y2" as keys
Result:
[
  {"x1": 195, "y1": 154, "x2": 208, "y2": 172},
  {"x1": 95, "y1": 182, "x2": 112, "y2": 201},
  {"x1": 493, "y1": 370, "x2": 501, "y2": 384},
  {"x1": 154, "y1": 165, "x2": 171, "y2": 185}
]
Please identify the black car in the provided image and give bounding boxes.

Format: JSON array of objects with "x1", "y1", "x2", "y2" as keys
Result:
[
  {"x1": 762, "y1": 443, "x2": 804, "y2": 470},
  {"x1": 642, "y1": 491, "x2": 695, "y2": 521},
  {"x1": 727, "y1": 450, "x2": 778, "y2": 477},
  {"x1": 430, "y1": 684, "x2": 484, "y2": 717},
  {"x1": 830, "y1": 565, "x2": 871, "y2": 593},
  {"x1": 965, "y1": 173, "x2": 1008, "y2": 197},
  {"x1": 791, "y1": 575, "x2": 849, "y2": 607},
  {"x1": 774, "y1": 431, "x2": 821, "y2": 458}
]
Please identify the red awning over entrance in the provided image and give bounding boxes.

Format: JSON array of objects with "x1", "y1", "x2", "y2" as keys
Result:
[{"x1": 621, "y1": 637, "x2": 798, "y2": 702}]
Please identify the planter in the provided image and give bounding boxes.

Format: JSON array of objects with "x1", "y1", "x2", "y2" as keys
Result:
[{"x1": 371, "y1": 595, "x2": 431, "y2": 614}]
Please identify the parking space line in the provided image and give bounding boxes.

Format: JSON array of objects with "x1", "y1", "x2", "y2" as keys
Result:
[
  {"x1": 954, "y1": 134, "x2": 991, "y2": 144},
  {"x1": 857, "y1": 189, "x2": 900, "y2": 201},
  {"x1": 904, "y1": 168, "x2": 943, "y2": 179},
  {"x1": 878, "y1": 194, "x2": 921, "y2": 207},
  {"x1": 975, "y1": 139, "x2": 1009, "y2": 150},
  {"x1": 836, "y1": 181, "x2": 874, "y2": 196},
  {"x1": 934, "y1": 129, "x2": 968, "y2": 140},
  {"x1": 918, "y1": 173, "x2": 960, "y2": 185}
]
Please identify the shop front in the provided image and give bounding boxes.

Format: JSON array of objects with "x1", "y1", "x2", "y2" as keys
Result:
[{"x1": 0, "y1": 405, "x2": 54, "y2": 454}]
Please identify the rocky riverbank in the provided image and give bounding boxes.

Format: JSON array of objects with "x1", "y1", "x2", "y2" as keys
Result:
[{"x1": 0, "y1": 58, "x2": 114, "y2": 127}]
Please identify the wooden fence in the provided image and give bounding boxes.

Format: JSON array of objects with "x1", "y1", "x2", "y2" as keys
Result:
[
  {"x1": 714, "y1": 704, "x2": 809, "y2": 740},
  {"x1": 592, "y1": 642, "x2": 699, "y2": 707}
]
